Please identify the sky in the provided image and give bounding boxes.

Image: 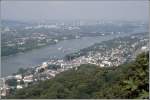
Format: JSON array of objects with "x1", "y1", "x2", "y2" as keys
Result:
[{"x1": 1, "y1": 0, "x2": 149, "y2": 22}]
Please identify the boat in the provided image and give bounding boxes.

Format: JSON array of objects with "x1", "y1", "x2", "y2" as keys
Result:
[{"x1": 58, "y1": 47, "x2": 63, "y2": 50}]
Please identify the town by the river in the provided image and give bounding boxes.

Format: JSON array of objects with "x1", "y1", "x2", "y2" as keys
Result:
[{"x1": 1, "y1": 28, "x2": 146, "y2": 77}]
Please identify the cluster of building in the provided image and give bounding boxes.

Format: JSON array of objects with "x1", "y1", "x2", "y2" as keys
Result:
[
  {"x1": 0, "y1": 62, "x2": 59, "y2": 97},
  {"x1": 46, "y1": 33, "x2": 149, "y2": 69}
]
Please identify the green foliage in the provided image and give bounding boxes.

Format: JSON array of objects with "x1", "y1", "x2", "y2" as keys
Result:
[
  {"x1": 6, "y1": 79, "x2": 17, "y2": 87},
  {"x1": 8, "y1": 52, "x2": 149, "y2": 99},
  {"x1": 17, "y1": 68, "x2": 27, "y2": 75}
]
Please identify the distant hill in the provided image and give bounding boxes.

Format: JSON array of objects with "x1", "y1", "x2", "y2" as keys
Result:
[
  {"x1": 7, "y1": 52, "x2": 149, "y2": 99},
  {"x1": 1, "y1": 20, "x2": 32, "y2": 28}
]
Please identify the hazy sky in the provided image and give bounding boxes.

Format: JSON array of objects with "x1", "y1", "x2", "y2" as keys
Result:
[{"x1": 1, "y1": 1, "x2": 149, "y2": 22}]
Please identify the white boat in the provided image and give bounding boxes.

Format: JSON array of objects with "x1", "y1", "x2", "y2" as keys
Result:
[{"x1": 58, "y1": 47, "x2": 63, "y2": 50}]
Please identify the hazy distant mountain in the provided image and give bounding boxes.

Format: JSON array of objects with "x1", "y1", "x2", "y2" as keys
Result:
[{"x1": 1, "y1": 20, "x2": 32, "y2": 28}]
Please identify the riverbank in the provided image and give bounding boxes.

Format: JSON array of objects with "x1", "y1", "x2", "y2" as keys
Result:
[
  {"x1": 1, "y1": 30, "x2": 148, "y2": 77},
  {"x1": 1, "y1": 34, "x2": 117, "y2": 77}
]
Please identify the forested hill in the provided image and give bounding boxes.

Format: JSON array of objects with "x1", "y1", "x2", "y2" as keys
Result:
[{"x1": 8, "y1": 52, "x2": 149, "y2": 99}]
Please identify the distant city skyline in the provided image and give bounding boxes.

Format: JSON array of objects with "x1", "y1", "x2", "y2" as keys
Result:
[{"x1": 1, "y1": 1, "x2": 149, "y2": 22}]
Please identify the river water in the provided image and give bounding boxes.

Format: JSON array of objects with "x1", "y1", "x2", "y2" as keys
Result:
[{"x1": 1, "y1": 28, "x2": 147, "y2": 77}]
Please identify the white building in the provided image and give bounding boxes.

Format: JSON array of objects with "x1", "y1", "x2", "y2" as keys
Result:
[
  {"x1": 16, "y1": 85, "x2": 23, "y2": 89},
  {"x1": 15, "y1": 74, "x2": 22, "y2": 80},
  {"x1": 41, "y1": 62, "x2": 48, "y2": 69},
  {"x1": 141, "y1": 46, "x2": 148, "y2": 51},
  {"x1": 102, "y1": 60, "x2": 111, "y2": 66},
  {"x1": 23, "y1": 75, "x2": 33, "y2": 83}
]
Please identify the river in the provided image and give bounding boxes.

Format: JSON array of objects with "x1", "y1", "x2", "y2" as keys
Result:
[{"x1": 1, "y1": 27, "x2": 147, "y2": 77}]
